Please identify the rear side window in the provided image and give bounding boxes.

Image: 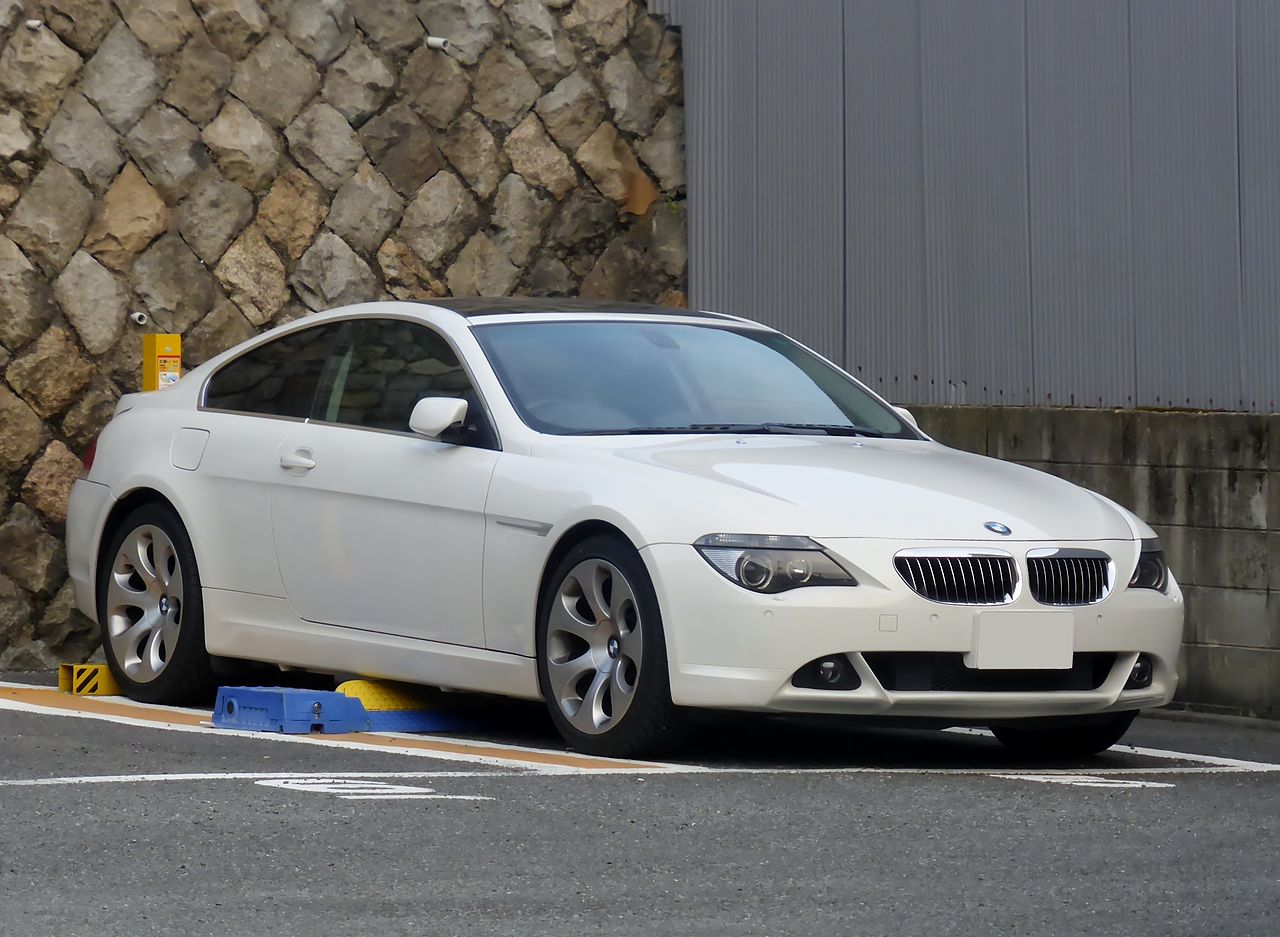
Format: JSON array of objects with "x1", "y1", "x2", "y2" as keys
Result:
[{"x1": 203, "y1": 324, "x2": 341, "y2": 418}]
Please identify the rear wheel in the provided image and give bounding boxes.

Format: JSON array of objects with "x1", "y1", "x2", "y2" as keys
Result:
[
  {"x1": 991, "y1": 710, "x2": 1138, "y2": 758},
  {"x1": 97, "y1": 502, "x2": 212, "y2": 704},
  {"x1": 536, "y1": 534, "x2": 685, "y2": 758}
]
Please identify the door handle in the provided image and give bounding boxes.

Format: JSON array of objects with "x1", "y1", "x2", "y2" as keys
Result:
[{"x1": 279, "y1": 450, "x2": 316, "y2": 471}]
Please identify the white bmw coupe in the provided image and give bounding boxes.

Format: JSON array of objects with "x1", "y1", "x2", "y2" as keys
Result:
[{"x1": 66, "y1": 299, "x2": 1183, "y2": 757}]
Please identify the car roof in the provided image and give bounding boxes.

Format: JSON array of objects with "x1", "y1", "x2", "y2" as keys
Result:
[{"x1": 417, "y1": 297, "x2": 737, "y2": 320}]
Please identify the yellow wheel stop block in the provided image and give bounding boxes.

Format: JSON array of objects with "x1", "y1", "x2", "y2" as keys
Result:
[
  {"x1": 58, "y1": 663, "x2": 120, "y2": 696},
  {"x1": 336, "y1": 679, "x2": 439, "y2": 712}
]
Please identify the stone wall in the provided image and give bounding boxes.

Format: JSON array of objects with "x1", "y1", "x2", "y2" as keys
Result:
[
  {"x1": 0, "y1": 0, "x2": 686, "y2": 667},
  {"x1": 915, "y1": 405, "x2": 1279, "y2": 720}
]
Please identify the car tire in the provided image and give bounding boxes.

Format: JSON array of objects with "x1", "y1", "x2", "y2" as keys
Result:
[
  {"x1": 96, "y1": 502, "x2": 212, "y2": 705},
  {"x1": 536, "y1": 533, "x2": 686, "y2": 758},
  {"x1": 991, "y1": 710, "x2": 1138, "y2": 758}
]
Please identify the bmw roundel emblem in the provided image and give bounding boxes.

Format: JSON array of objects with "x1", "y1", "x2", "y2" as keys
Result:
[{"x1": 985, "y1": 521, "x2": 1013, "y2": 536}]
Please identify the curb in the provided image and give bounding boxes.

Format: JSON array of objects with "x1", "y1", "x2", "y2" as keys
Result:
[{"x1": 1144, "y1": 704, "x2": 1280, "y2": 733}]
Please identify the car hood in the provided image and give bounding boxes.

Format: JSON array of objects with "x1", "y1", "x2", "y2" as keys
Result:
[{"x1": 574, "y1": 436, "x2": 1135, "y2": 542}]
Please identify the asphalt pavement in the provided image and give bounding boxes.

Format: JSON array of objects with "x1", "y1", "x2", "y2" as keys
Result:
[{"x1": 0, "y1": 671, "x2": 1277, "y2": 937}]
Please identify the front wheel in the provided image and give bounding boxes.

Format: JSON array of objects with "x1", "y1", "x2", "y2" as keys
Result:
[
  {"x1": 991, "y1": 710, "x2": 1138, "y2": 758},
  {"x1": 97, "y1": 502, "x2": 212, "y2": 704},
  {"x1": 536, "y1": 534, "x2": 685, "y2": 758}
]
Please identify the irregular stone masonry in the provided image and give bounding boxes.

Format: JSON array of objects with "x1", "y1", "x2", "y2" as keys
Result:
[{"x1": 0, "y1": 0, "x2": 688, "y2": 666}]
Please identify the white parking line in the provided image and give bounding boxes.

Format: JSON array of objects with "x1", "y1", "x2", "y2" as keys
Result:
[
  {"x1": 662, "y1": 764, "x2": 1279, "y2": 776},
  {"x1": 0, "y1": 771, "x2": 522, "y2": 787},
  {"x1": 1110, "y1": 743, "x2": 1280, "y2": 770},
  {"x1": 943, "y1": 725, "x2": 1280, "y2": 771},
  {"x1": 993, "y1": 774, "x2": 1177, "y2": 789},
  {"x1": 0, "y1": 695, "x2": 576, "y2": 770},
  {"x1": 0, "y1": 761, "x2": 1276, "y2": 792},
  {"x1": 0, "y1": 683, "x2": 690, "y2": 774},
  {"x1": 3, "y1": 682, "x2": 1277, "y2": 780}
]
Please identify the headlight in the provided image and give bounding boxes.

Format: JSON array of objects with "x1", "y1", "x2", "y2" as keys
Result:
[
  {"x1": 694, "y1": 534, "x2": 858, "y2": 594},
  {"x1": 1128, "y1": 537, "x2": 1169, "y2": 593}
]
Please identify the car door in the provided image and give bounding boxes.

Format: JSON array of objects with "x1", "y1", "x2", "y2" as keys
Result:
[
  {"x1": 269, "y1": 317, "x2": 500, "y2": 647},
  {"x1": 194, "y1": 322, "x2": 343, "y2": 596}
]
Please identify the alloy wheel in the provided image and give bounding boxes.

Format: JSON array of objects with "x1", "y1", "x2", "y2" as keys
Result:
[
  {"x1": 105, "y1": 524, "x2": 184, "y2": 683},
  {"x1": 545, "y1": 558, "x2": 645, "y2": 735}
]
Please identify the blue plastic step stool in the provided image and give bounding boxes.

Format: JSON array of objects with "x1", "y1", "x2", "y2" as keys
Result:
[
  {"x1": 364, "y1": 709, "x2": 472, "y2": 732},
  {"x1": 213, "y1": 686, "x2": 373, "y2": 734}
]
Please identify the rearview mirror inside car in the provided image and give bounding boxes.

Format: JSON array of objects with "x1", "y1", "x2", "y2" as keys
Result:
[{"x1": 409, "y1": 397, "x2": 468, "y2": 439}]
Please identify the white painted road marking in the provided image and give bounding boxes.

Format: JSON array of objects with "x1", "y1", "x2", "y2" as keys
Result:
[
  {"x1": 0, "y1": 695, "x2": 566, "y2": 769},
  {"x1": 0, "y1": 682, "x2": 687, "y2": 775},
  {"x1": 1, "y1": 764, "x2": 1277, "y2": 790},
  {"x1": 255, "y1": 777, "x2": 495, "y2": 801},
  {"x1": 1110, "y1": 742, "x2": 1278, "y2": 769},
  {"x1": 944, "y1": 725, "x2": 1280, "y2": 771},
  {"x1": 3, "y1": 681, "x2": 1278, "y2": 780},
  {"x1": 994, "y1": 774, "x2": 1177, "y2": 789},
  {"x1": 0, "y1": 771, "x2": 522, "y2": 787}
]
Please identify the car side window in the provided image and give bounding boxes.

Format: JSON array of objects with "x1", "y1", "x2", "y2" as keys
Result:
[
  {"x1": 203, "y1": 324, "x2": 342, "y2": 418},
  {"x1": 315, "y1": 319, "x2": 498, "y2": 448}
]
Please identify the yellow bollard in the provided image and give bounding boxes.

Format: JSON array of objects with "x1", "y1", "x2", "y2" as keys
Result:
[{"x1": 142, "y1": 333, "x2": 182, "y2": 391}]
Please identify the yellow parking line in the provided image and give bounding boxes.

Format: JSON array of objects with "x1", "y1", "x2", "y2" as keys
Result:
[
  {"x1": 0, "y1": 685, "x2": 208, "y2": 725},
  {"x1": 0, "y1": 684, "x2": 662, "y2": 773}
]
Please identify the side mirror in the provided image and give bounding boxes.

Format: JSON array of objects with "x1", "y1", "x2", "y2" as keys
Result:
[
  {"x1": 409, "y1": 397, "x2": 468, "y2": 439},
  {"x1": 893, "y1": 405, "x2": 919, "y2": 430}
]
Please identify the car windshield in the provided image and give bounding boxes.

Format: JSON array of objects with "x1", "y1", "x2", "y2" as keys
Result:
[{"x1": 472, "y1": 320, "x2": 918, "y2": 438}]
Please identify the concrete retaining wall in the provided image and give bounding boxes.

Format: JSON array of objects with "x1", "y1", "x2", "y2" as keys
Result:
[{"x1": 914, "y1": 405, "x2": 1279, "y2": 719}]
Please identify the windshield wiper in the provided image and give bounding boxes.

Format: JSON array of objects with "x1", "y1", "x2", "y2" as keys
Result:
[
  {"x1": 568, "y1": 423, "x2": 885, "y2": 437},
  {"x1": 567, "y1": 425, "x2": 748, "y2": 436},
  {"x1": 687, "y1": 422, "x2": 885, "y2": 437},
  {"x1": 758, "y1": 422, "x2": 885, "y2": 437}
]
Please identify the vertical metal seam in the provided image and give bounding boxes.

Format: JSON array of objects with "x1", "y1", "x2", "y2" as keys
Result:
[
  {"x1": 681, "y1": 4, "x2": 694, "y2": 304},
  {"x1": 1022, "y1": 0, "x2": 1037, "y2": 404},
  {"x1": 839, "y1": 0, "x2": 849, "y2": 368},
  {"x1": 914, "y1": 0, "x2": 931, "y2": 402},
  {"x1": 752, "y1": 0, "x2": 760, "y2": 320},
  {"x1": 1233, "y1": 0, "x2": 1247, "y2": 409},
  {"x1": 1126, "y1": 0, "x2": 1139, "y2": 407}
]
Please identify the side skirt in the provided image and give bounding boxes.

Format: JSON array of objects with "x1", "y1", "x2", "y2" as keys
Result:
[{"x1": 202, "y1": 588, "x2": 541, "y2": 700}]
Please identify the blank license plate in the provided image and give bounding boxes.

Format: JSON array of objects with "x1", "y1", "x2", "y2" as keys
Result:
[{"x1": 967, "y1": 611, "x2": 1074, "y2": 670}]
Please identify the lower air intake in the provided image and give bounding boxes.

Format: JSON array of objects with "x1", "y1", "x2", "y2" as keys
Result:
[{"x1": 864, "y1": 652, "x2": 1117, "y2": 692}]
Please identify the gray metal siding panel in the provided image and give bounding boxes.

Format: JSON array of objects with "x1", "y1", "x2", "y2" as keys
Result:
[
  {"x1": 679, "y1": 0, "x2": 844, "y2": 359},
  {"x1": 666, "y1": 0, "x2": 1277, "y2": 413},
  {"x1": 920, "y1": 0, "x2": 1032, "y2": 406},
  {"x1": 1129, "y1": 1, "x2": 1243, "y2": 409},
  {"x1": 1025, "y1": 0, "x2": 1135, "y2": 408},
  {"x1": 681, "y1": 1, "x2": 758, "y2": 318},
  {"x1": 752, "y1": 2, "x2": 845, "y2": 358},
  {"x1": 844, "y1": 0, "x2": 930, "y2": 405},
  {"x1": 1237, "y1": 0, "x2": 1280, "y2": 412}
]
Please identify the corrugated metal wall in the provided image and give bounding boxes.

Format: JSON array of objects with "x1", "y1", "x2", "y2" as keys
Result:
[{"x1": 652, "y1": 0, "x2": 1280, "y2": 412}]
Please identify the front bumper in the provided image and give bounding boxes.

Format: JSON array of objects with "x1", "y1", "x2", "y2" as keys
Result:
[{"x1": 643, "y1": 538, "x2": 1183, "y2": 721}]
